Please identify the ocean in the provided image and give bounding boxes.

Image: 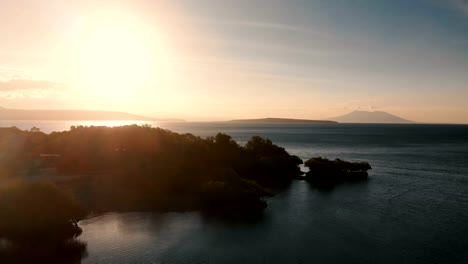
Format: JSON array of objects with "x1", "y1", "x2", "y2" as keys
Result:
[{"x1": 2, "y1": 120, "x2": 468, "y2": 263}]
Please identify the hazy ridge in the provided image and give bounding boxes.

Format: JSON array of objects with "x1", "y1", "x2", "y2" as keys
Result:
[
  {"x1": 229, "y1": 118, "x2": 337, "y2": 124},
  {"x1": 0, "y1": 107, "x2": 184, "y2": 122},
  {"x1": 330, "y1": 111, "x2": 413, "y2": 123}
]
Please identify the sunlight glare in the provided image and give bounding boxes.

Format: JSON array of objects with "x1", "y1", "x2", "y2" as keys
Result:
[{"x1": 72, "y1": 10, "x2": 170, "y2": 101}]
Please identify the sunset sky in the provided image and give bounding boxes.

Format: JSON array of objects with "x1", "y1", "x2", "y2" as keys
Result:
[{"x1": 0, "y1": 0, "x2": 467, "y2": 123}]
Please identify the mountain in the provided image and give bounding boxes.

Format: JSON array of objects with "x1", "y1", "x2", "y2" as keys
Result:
[
  {"x1": 330, "y1": 111, "x2": 413, "y2": 123},
  {"x1": 0, "y1": 107, "x2": 184, "y2": 122},
  {"x1": 229, "y1": 118, "x2": 337, "y2": 124}
]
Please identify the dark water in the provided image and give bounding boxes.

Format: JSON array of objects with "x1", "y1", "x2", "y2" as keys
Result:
[{"x1": 3, "y1": 121, "x2": 468, "y2": 263}]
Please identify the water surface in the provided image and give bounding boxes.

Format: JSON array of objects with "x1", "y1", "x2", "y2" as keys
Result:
[{"x1": 2, "y1": 121, "x2": 467, "y2": 263}]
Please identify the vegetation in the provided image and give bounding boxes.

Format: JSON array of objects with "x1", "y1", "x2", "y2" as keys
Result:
[
  {"x1": 0, "y1": 182, "x2": 85, "y2": 242},
  {"x1": 0, "y1": 238, "x2": 87, "y2": 264},
  {"x1": 304, "y1": 157, "x2": 371, "y2": 188},
  {"x1": 0, "y1": 181, "x2": 88, "y2": 263},
  {"x1": 0, "y1": 125, "x2": 303, "y2": 218},
  {"x1": 0, "y1": 126, "x2": 373, "y2": 263}
]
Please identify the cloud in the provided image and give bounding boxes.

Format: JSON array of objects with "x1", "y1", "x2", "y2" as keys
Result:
[
  {"x1": 0, "y1": 79, "x2": 63, "y2": 91},
  {"x1": 222, "y1": 20, "x2": 306, "y2": 32},
  {"x1": 196, "y1": 18, "x2": 336, "y2": 38},
  {"x1": 0, "y1": 68, "x2": 24, "y2": 81},
  {"x1": 0, "y1": 79, "x2": 64, "y2": 91},
  {"x1": 0, "y1": 79, "x2": 65, "y2": 100},
  {"x1": 450, "y1": 0, "x2": 468, "y2": 16},
  {"x1": 196, "y1": 18, "x2": 304, "y2": 32},
  {"x1": 327, "y1": 99, "x2": 385, "y2": 113}
]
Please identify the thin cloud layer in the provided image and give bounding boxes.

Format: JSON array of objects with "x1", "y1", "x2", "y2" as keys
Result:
[
  {"x1": 0, "y1": 79, "x2": 65, "y2": 100},
  {"x1": 454, "y1": 0, "x2": 468, "y2": 16},
  {"x1": 0, "y1": 79, "x2": 64, "y2": 91}
]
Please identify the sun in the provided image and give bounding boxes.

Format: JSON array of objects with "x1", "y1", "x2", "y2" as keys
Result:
[
  {"x1": 79, "y1": 22, "x2": 151, "y2": 98},
  {"x1": 70, "y1": 10, "x2": 169, "y2": 101}
]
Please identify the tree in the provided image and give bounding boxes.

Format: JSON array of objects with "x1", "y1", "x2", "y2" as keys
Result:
[
  {"x1": 304, "y1": 157, "x2": 372, "y2": 188},
  {"x1": 0, "y1": 182, "x2": 86, "y2": 242}
]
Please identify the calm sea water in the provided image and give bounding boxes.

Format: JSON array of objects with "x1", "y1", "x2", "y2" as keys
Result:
[{"x1": 2, "y1": 121, "x2": 468, "y2": 263}]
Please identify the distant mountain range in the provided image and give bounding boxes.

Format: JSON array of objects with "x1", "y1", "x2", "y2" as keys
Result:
[
  {"x1": 0, "y1": 107, "x2": 184, "y2": 122},
  {"x1": 0, "y1": 107, "x2": 413, "y2": 124},
  {"x1": 330, "y1": 111, "x2": 413, "y2": 123},
  {"x1": 229, "y1": 118, "x2": 337, "y2": 124}
]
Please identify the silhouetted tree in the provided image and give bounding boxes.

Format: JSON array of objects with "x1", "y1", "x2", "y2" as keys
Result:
[
  {"x1": 304, "y1": 157, "x2": 371, "y2": 188},
  {"x1": 0, "y1": 125, "x2": 304, "y2": 217},
  {"x1": 0, "y1": 182, "x2": 86, "y2": 242}
]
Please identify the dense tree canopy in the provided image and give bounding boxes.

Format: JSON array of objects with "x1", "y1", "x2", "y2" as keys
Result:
[
  {"x1": 0, "y1": 126, "x2": 373, "y2": 263},
  {"x1": 304, "y1": 157, "x2": 372, "y2": 188},
  {"x1": 0, "y1": 125, "x2": 303, "y2": 217},
  {"x1": 0, "y1": 182, "x2": 85, "y2": 242}
]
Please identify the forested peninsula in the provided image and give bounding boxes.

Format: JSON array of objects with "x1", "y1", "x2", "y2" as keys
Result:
[
  {"x1": 0, "y1": 125, "x2": 370, "y2": 247},
  {"x1": 0, "y1": 125, "x2": 302, "y2": 216}
]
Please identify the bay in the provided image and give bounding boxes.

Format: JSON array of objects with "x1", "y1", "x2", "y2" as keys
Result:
[{"x1": 2, "y1": 121, "x2": 467, "y2": 263}]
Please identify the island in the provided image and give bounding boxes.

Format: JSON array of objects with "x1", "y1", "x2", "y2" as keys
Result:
[
  {"x1": 0, "y1": 125, "x2": 372, "y2": 260},
  {"x1": 0, "y1": 125, "x2": 305, "y2": 260},
  {"x1": 330, "y1": 110, "x2": 413, "y2": 123},
  {"x1": 304, "y1": 157, "x2": 372, "y2": 188},
  {"x1": 228, "y1": 118, "x2": 337, "y2": 124},
  {"x1": 0, "y1": 125, "x2": 302, "y2": 218}
]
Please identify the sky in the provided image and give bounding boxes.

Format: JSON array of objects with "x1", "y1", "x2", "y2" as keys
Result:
[{"x1": 0, "y1": 0, "x2": 467, "y2": 123}]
